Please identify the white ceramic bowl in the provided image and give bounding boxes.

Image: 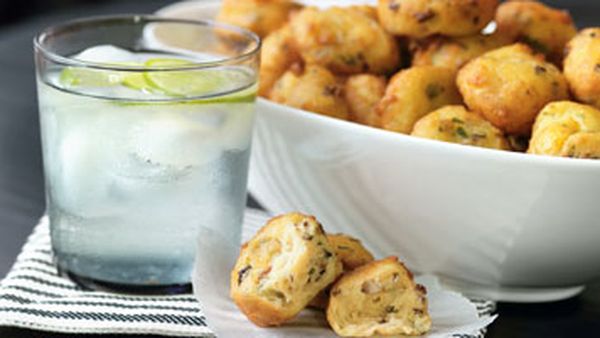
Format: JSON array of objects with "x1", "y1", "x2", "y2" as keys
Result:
[
  {"x1": 158, "y1": 0, "x2": 600, "y2": 303},
  {"x1": 249, "y1": 100, "x2": 600, "y2": 302}
]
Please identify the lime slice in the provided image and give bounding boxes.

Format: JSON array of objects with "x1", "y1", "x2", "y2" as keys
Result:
[
  {"x1": 122, "y1": 72, "x2": 152, "y2": 92},
  {"x1": 59, "y1": 67, "x2": 125, "y2": 87},
  {"x1": 60, "y1": 61, "x2": 145, "y2": 89},
  {"x1": 143, "y1": 58, "x2": 229, "y2": 97}
]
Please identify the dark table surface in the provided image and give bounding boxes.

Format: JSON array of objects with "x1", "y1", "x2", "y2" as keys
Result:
[{"x1": 0, "y1": 0, "x2": 599, "y2": 337}]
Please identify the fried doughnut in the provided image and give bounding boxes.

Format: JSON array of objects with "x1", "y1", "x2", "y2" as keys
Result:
[
  {"x1": 348, "y1": 5, "x2": 378, "y2": 20},
  {"x1": 495, "y1": 0, "x2": 577, "y2": 65},
  {"x1": 528, "y1": 101, "x2": 600, "y2": 159},
  {"x1": 290, "y1": 6, "x2": 400, "y2": 74},
  {"x1": 231, "y1": 212, "x2": 343, "y2": 327},
  {"x1": 326, "y1": 257, "x2": 431, "y2": 337},
  {"x1": 259, "y1": 25, "x2": 301, "y2": 97},
  {"x1": 309, "y1": 234, "x2": 376, "y2": 310},
  {"x1": 345, "y1": 74, "x2": 387, "y2": 126},
  {"x1": 412, "y1": 105, "x2": 510, "y2": 150},
  {"x1": 327, "y1": 234, "x2": 375, "y2": 271},
  {"x1": 377, "y1": 66, "x2": 462, "y2": 134},
  {"x1": 269, "y1": 64, "x2": 349, "y2": 120},
  {"x1": 216, "y1": 0, "x2": 299, "y2": 38},
  {"x1": 457, "y1": 44, "x2": 569, "y2": 135},
  {"x1": 377, "y1": 0, "x2": 499, "y2": 38},
  {"x1": 411, "y1": 33, "x2": 510, "y2": 71},
  {"x1": 564, "y1": 28, "x2": 600, "y2": 109}
]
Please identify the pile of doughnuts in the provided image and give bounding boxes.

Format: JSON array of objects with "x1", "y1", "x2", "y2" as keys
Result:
[{"x1": 217, "y1": 0, "x2": 600, "y2": 159}]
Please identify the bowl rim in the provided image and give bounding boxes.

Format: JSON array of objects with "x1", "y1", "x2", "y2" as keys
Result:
[{"x1": 258, "y1": 98, "x2": 600, "y2": 170}]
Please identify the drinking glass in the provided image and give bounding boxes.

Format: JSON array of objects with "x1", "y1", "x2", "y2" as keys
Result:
[{"x1": 34, "y1": 15, "x2": 260, "y2": 293}]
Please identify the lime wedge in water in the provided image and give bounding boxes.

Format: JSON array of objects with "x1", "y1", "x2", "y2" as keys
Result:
[
  {"x1": 60, "y1": 61, "x2": 143, "y2": 89},
  {"x1": 59, "y1": 67, "x2": 125, "y2": 87},
  {"x1": 143, "y1": 58, "x2": 257, "y2": 103},
  {"x1": 122, "y1": 72, "x2": 152, "y2": 92},
  {"x1": 143, "y1": 58, "x2": 228, "y2": 97}
]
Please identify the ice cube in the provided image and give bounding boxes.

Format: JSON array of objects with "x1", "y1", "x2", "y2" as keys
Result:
[
  {"x1": 48, "y1": 99, "x2": 136, "y2": 217},
  {"x1": 53, "y1": 119, "x2": 117, "y2": 217},
  {"x1": 127, "y1": 112, "x2": 223, "y2": 169},
  {"x1": 74, "y1": 44, "x2": 139, "y2": 63}
]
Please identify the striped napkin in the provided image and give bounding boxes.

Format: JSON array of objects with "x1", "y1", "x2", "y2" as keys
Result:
[{"x1": 0, "y1": 208, "x2": 495, "y2": 337}]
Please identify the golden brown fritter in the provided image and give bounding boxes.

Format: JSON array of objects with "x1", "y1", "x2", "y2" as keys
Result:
[
  {"x1": 345, "y1": 74, "x2": 387, "y2": 126},
  {"x1": 377, "y1": 0, "x2": 499, "y2": 38},
  {"x1": 495, "y1": 0, "x2": 577, "y2": 65},
  {"x1": 309, "y1": 233, "x2": 376, "y2": 310},
  {"x1": 564, "y1": 28, "x2": 600, "y2": 109},
  {"x1": 411, "y1": 33, "x2": 511, "y2": 71},
  {"x1": 377, "y1": 66, "x2": 463, "y2": 134},
  {"x1": 528, "y1": 101, "x2": 600, "y2": 159},
  {"x1": 327, "y1": 257, "x2": 431, "y2": 337},
  {"x1": 327, "y1": 234, "x2": 375, "y2": 271},
  {"x1": 269, "y1": 64, "x2": 350, "y2": 120},
  {"x1": 231, "y1": 213, "x2": 342, "y2": 327},
  {"x1": 259, "y1": 25, "x2": 301, "y2": 97},
  {"x1": 348, "y1": 5, "x2": 378, "y2": 20},
  {"x1": 457, "y1": 44, "x2": 569, "y2": 135},
  {"x1": 290, "y1": 6, "x2": 400, "y2": 74},
  {"x1": 561, "y1": 133, "x2": 600, "y2": 159},
  {"x1": 216, "y1": 0, "x2": 299, "y2": 38},
  {"x1": 412, "y1": 105, "x2": 510, "y2": 150}
]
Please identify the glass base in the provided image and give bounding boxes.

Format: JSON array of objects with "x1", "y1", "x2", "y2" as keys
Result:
[{"x1": 59, "y1": 268, "x2": 192, "y2": 295}]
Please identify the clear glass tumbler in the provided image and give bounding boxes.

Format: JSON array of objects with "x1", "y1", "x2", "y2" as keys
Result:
[{"x1": 34, "y1": 16, "x2": 260, "y2": 293}]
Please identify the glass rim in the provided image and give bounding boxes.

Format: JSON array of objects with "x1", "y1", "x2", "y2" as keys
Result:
[{"x1": 33, "y1": 14, "x2": 261, "y2": 72}]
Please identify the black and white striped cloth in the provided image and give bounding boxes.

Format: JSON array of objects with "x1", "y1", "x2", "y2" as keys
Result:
[{"x1": 0, "y1": 209, "x2": 495, "y2": 337}]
